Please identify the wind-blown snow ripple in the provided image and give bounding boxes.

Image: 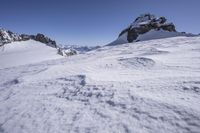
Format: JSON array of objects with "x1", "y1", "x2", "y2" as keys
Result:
[{"x1": 118, "y1": 57, "x2": 155, "y2": 69}]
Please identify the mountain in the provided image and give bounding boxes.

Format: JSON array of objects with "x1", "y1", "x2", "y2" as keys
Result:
[
  {"x1": 108, "y1": 14, "x2": 197, "y2": 46},
  {"x1": 0, "y1": 27, "x2": 100, "y2": 55},
  {"x1": 0, "y1": 27, "x2": 57, "y2": 48},
  {"x1": 1, "y1": 36, "x2": 200, "y2": 133},
  {"x1": 0, "y1": 28, "x2": 78, "y2": 58},
  {"x1": 21, "y1": 33, "x2": 57, "y2": 48}
]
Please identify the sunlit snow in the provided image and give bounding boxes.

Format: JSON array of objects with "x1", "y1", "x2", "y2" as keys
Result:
[{"x1": 0, "y1": 36, "x2": 200, "y2": 133}]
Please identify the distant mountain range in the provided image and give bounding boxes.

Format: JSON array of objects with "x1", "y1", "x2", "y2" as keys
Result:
[
  {"x1": 1, "y1": 13, "x2": 199, "y2": 54},
  {"x1": 0, "y1": 28, "x2": 100, "y2": 54}
]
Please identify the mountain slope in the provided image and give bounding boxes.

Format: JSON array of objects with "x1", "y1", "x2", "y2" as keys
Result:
[
  {"x1": 0, "y1": 36, "x2": 200, "y2": 133},
  {"x1": 0, "y1": 40, "x2": 63, "y2": 69}
]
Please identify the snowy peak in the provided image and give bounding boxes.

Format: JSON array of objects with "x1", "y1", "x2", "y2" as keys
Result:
[
  {"x1": 0, "y1": 27, "x2": 57, "y2": 48},
  {"x1": 108, "y1": 13, "x2": 196, "y2": 46},
  {"x1": 0, "y1": 28, "x2": 22, "y2": 44}
]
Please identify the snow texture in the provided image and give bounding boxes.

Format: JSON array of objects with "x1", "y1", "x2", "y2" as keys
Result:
[{"x1": 0, "y1": 36, "x2": 200, "y2": 133}]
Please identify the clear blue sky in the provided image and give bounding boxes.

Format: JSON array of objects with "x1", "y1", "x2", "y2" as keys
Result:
[{"x1": 0, "y1": 0, "x2": 200, "y2": 46}]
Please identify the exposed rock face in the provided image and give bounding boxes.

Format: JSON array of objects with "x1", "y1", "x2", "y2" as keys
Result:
[
  {"x1": 35, "y1": 34, "x2": 57, "y2": 48},
  {"x1": 21, "y1": 33, "x2": 57, "y2": 48},
  {"x1": 0, "y1": 28, "x2": 57, "y2": 48},
  {"x1": 110, "y1": 14, "x2": 177, "y2": 45},
  {"x1": 0, "y1": 28, "x2": 22, "y2": 45}
]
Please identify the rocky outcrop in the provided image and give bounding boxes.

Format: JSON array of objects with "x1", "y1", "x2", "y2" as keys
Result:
[
  {"x1": 0, "y1": 28, "x2": 57, "y2": 48},
  {"x1": 0, "y1": 28, "x2": 22, "y2": 44},
  {"x1": 21, "y1": 33, "x2": 57, "y2": 48},
  {"x1": 35, "y1": 34, "x2": 57, "y2": 48},
  {"x1": 108, "y1": 14, "x2": 178, "y2": 46}
]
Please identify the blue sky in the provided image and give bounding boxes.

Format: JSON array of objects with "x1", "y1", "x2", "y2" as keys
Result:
[{"x1": 0, "y1": 0, "x2": 200, "y2": 46}]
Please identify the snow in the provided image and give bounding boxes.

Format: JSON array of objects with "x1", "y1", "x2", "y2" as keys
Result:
[
  {"x1": 1, "y1": 36, "x2": 200, "y2": 133},
  {"x1": 136, "y1": 29, "x2": 185, "y2": 41},
  {"x1": 0, "y1": 40, "x2": 63, "y2": 69}
]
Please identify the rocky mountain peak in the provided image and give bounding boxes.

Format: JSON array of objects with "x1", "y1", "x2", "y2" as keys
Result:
[
  {"x1": 0, "y1": 28, "x2": 57, "y2": 48},
  {"x1": 108, "y1": 14, "x2": 179, "y2": 46},
  {"x1": 119, "y1": 13, "x2": 176, "y2": 43},
  {"x1": 133, "y1": 14, "x2": 157, "y2": 24},
  {"x1": 0, "y1": 28, "x2": 22, "y2": 44}
]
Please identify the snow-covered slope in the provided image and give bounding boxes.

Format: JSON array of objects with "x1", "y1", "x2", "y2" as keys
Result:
[
  {"x1": 0, "y1": 40, "x2": 63, "y2": 69},
  {"x1": 0, "y1": 36, "x2": 200, "y2": 133},
  {"x1": 136, "y1": 29, "x2": 195, "y2": 41}
]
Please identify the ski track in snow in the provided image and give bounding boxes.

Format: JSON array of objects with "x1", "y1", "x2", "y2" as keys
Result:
[{"x1": 0, "y1": 37, "x2": 200, "y2": 133}]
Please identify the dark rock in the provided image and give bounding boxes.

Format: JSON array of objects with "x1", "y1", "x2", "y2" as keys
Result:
[
  {"x1": 21, "y1": 34, "x2": 31, "y2": 41},
  {"x1": 20, "y1": 33, "x2": 57, "y2": 48},
  {"x1": 127, "y1": 29, "x2": 138, "y2": 43},
  {"x1": 158, "y1": 17, "x2": 167, "y2": 24},
  {"x1": 35, "y1": 34, "x2": 47, "y2": 43},
  {"x1": 35, "y1": 33, "x2": 57, "y2": 48},
  {"x1": 160, "y1": 23, "x2": 176, "y2": 32}
]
